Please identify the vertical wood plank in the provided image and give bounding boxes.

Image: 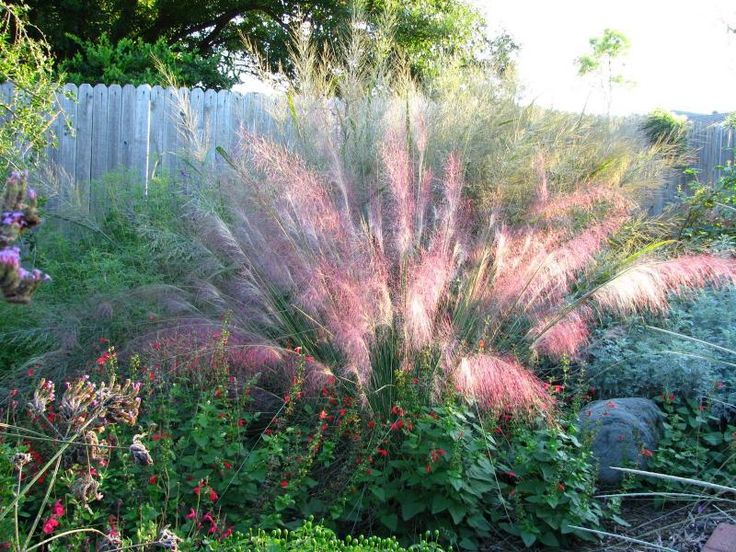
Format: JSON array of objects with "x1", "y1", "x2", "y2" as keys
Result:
[
  {"x1": 90, "y1": 84, "x2": 109, "y2": 181},
  {"x1": 58, "y1": 84, "x2": 78, "y2": 187},
  {"x1": 148, "y1": 85, "x2": 165, "y2": 180},
  {"x1": 106, "y1": 84, "x2": 123, "y2": 171},
  {"x1": 132, "y1": 84, "x2": 152, "y2": 191},
  {"x1": 175, "y1": 87, "x2": 190, "y2": 182},
  {"x1": 119, "y1": 84, "x2": 137, "y2": 178},
  {"x1": 74, "y1": 83, "x2": 94, "y2": 212},
  {"x1": 189, "y1": 87, "x2": 205, "y2": 167},
  {"x1": 160, "y1": 87, "x2": 176, "y2": 179},
  {"x1": 203, "y1": 88, "x2": 218, "y2": 171},
  {"x1": 214, "y1": 89, "x2": 232, "y2": 172}
]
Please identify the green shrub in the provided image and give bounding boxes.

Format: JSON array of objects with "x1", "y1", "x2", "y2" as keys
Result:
[
  {"x1": 585, "y1": 287, "x2": 736, "y2": 401},
  {"x1": 0, "y1": 1, "x2": 62, "y2": 171},
  {"x1": 206, "y1": 519, "x2": 446, "y2": 551},
  {"x1": 499, "y1": 421, "x2": 603, "y2": 548},
  {"x1": 640, "y1": 108, "x2": 688, "y2": 152},
  {"x1": 58, "y1": 34, "x2": 235, "y2": 89},
  {"x1": 639, "y1": 394, "x2": 736, "y2": 494}
]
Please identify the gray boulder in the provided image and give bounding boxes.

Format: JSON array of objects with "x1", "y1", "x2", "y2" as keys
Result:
[{"x1": 578, "y1": 398, "x2": 663, "y2": 486}]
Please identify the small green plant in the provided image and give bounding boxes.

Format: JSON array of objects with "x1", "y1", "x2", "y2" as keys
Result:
[
  {"x1": 641, "y1": 109, "x2": 688, "y2": 152},
  {"x1": 645, "y1": 393, "x2": 736, "y2": 493},
  {"x1": 499, "y1": 421, "x2": 604, "y2": 548}
]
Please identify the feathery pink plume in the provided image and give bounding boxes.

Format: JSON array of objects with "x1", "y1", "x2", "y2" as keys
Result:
[
  {"x1": 531, "y1": 306, "x2": 593, "y2": 359},
  {"x1": 454, "y1": 353, "x2": 553, "y2": 415},
  {"x1": 593, "y1": 254, "x2": 736, "y2": 316}
]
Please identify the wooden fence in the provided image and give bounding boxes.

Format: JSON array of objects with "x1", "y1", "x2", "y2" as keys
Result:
[
  {"x1": 0, "y1": 82, "x2": 280, "y2": 205},
  {"x1": 4, "y1": 81, "x2": 736, "y2": 214},
  {"x1": 686, "y1": 119, "x2": 735, "y2": 184}
]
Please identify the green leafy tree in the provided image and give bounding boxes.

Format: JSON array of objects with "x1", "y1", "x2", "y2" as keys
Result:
[
  {"x1": 24, "y1": 0, "x2": 512, "y2": 84},
  {"x1": 576, "y1": 28, "x2": 632, "y2": 116},
  {"x1": 0, "y1": 1, "x2": 61, "y2": 171},
  {"x1": 59, "y1": 34, "x2": 236, "y2": 89}
]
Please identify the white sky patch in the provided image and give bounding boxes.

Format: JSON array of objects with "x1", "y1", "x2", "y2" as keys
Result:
[{"x1": 475, "y1": 0, "x2": 736, "y2": 115}]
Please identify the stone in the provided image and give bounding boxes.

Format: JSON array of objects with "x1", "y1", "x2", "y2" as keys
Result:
[
  {"x1": 704, "y1": 523, "x2": 736, "y2": 552},
  {"x1": 578, "y1": 397, "x2": 663, "y2": 486}
]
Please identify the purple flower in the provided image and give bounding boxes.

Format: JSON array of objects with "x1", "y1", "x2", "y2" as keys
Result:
[{"x1": 0, "y1": 247, "x2": 20, "y2": 268}]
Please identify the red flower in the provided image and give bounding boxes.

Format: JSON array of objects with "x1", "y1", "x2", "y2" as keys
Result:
[
  {"x1": 553, "y1": 385, "x2": 563, "y2": 393},
  {"x1": 412, "y1": 378, "x2": 419, "y2": 385},
  {"x1": 27, "y1": 367, "x2": 34, "y2": 378},
  {"x1": 390, "y1": 419, "x2": 404, "y2": 431},
  {"x1": 193, "y1": 480, "x2": 205, "y2": 495},
  {"x1": 641, "y1": 448, "x2": 654, "y2": 458},
  {"x1": 223, "y1": 461, "x2": 232, "y2": 470},
  {"x1": 151, "y1": 341, "x2": 161, "y2": 350},
  {"x1": 430, "y1": 449, "x2": 446, "y2": 462},
  {"x1": 376, "y1": 447, "x2": 389, "y2": 457},
  {"x1": 237, "y1": 418, "x2": 246, "y2": 427},
  {"x1": 280, "y1": 480, "x2": 288, "y2": 489},
  {"x1": 186, "y1": 508, "x2": 197, "y2": 520},
  {"x1": 557, "y1": 482, "x2": 565, "y2": 492},
  {"x1": 390, "y1": 405, "x2": 405, "y2": 417},
  {"x1": 321, "y1": 423, "x2": 328, "y2": 431},
  {"x1": 221, "y1": 526, "x2": 233, "y2": 539},
  {"x1": 319, "y1": 410, "x2": 328, "y2": 420},
  {"x1": 208, "y1": 489, "x2": 218, "y2": 502},
  {"x1": 716, "y1": 381, "x2": 725, "y2": 390},
  {"x1": 338, "y1": 408, "x2": 347, "y2": 417},
  {"x1": 208, "y1": 523, "x2": 218, "y2": 534},
  {"x1": 425, "y1": 463, "x2": 432, "y2": 473},
  {"x1": 366, "y1": 468, "x2": 373, "y2": 475},
  {"x1": 505, "y1": 471, "x2": 518, "y2": 480},
  {"x1": 667, "y1": 393, "x2": 675, "y2": 402},
  {"x1": 607, "y1": 401, "x2": 617, "y2": 409},
  {"x1": 99, "y1": 337, "x2": 108, "y2": 344},
  {"x1": 51, "y1": 500, "x2": 64, "y2": 518},
  {"x1": 283, "y1": 393, "x2": 291, "y2": 403},
  {"x1": 148, "y1": 475, "x2": 158, "y2": 485},
  {"x1": 42, "y1": 517, "x2": 59, "y2": 534},
  {"x1": 367, "y1": 420, "x2": 376, "y2": 429},
  {"x1": 326, "y1": 375, "x2": 337, "y2": 386},
  {"x1": 214, "y1": 388, "x2": 223, "y2": 398}
]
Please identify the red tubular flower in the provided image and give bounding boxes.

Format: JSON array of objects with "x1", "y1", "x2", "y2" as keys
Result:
[
  {"x1": 208, "y1": 489, "x2": 218, "y2": 502},
  {"x1": 148, "y1": 475, "x2": 158, "y2": 485},
  {"x1": 280, "y1": 480, "x2": 288, "y2": 488},
  {"x1": 641, "y1": 448, "x2": 654, "y2": 458},
  {"x1": 42, "y1": 517, "x2": 59, "y2": 534},
  {"x1": 186, "y1": 508, "x2": 197, "y2": 520},
  {"x1": 367, "y1": 420, "x2": 376, "y2": 429},
  {"x1": 376, "y1": 447, "x2": 389, "y2": 457},
  {"x1": 425, "y1": 463, "x2": 432, "y2": 473},
  {"x1": 51, "y1": 500, "x2": 64, "y2": 518},
  {"x1": 319, "y1": 410, "x2": 328, "y2": 420},
  {"x1": 390, "y1": 419, "x2": 404, "y2": 431}
]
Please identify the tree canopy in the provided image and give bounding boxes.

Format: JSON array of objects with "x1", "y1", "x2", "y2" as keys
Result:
[{"x1": 22, "y1": 0, "x2": 513, "y2": 86}]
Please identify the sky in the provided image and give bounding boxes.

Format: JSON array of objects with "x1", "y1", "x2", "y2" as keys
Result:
[{"x1": 474, "y1": 0, "x2": 736, "y2": 115}]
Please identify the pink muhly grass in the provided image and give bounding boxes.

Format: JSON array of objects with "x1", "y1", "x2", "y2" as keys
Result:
[
  {"x1": 453, "y1": 353, "x2": 553, "y2": 416},
  {"x1": 404, "y1": 244, "x2": 455, "y2": 348},
  {"x1": 531, "y1": 306, "x2": 593, "y2": 359},
  {"x1": 534, "y1": 183, "x2": 633, "y2": 222},
  {"x1": 382, "y1": 128, "x2": 415, "y2": 258},
  {"x1": 592, "y1": 254, "x2": 736, "y2": 316}
]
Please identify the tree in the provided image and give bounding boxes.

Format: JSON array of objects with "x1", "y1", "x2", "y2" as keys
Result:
[
  {"x1": 23, "y1": 0, "x2": 511, "y2": 84},
  {"x1": 576, "y1": 28, "x2": 631, "y2": 116}
]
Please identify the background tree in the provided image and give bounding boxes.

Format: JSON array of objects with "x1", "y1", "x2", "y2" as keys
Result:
[
  {"x1": 576, "y1": 28, "x2": 632, "y2": 116},
  {"x1": 22, "y1": 0, "x2": 515, "y2": 85}
]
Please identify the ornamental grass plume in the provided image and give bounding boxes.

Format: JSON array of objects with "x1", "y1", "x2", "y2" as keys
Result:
[
  {"x1": 138, "y1": 27, "x2": 734, "y2": 419},
  {"x1": 166, "y1": 101, "x2": 736, "y2": 420}
]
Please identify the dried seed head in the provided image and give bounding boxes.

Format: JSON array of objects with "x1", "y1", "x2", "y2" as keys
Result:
[
  {"x1": 97, "y1": 378, "x2": 142, "y2": 425},
  {"x1": 96, "y1": 531, "x2": 122, "y2": 552},
  {"x1": 60, "y1": 376, "x2": 96, "y2": 426},
  {"x1": 71, "y1": 472, "x2": 103, "y2": 504},
  {"x1": 27, "y1": 378, "x2": 55, "y2": 417},
  {"x1": 156, "y1": 527, "x2": 181, "y2": 550},
  {"x1": 129, "y1": 435, "x2": 153, "y2": 466},
  {"x1": 12, "y1": 452, "x2": 32, "y2": 470}
]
